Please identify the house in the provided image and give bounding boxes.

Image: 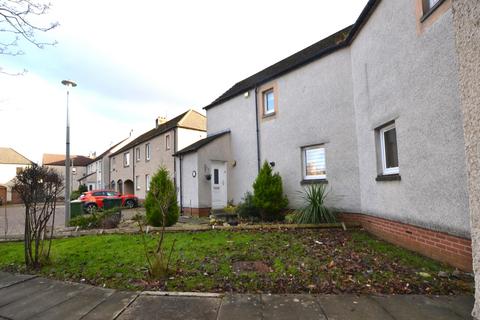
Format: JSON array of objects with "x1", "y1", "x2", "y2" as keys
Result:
[
  {"x1": 0, "y1": 147, "x2": 33, "y2": 203},
  {"x1": 42, "y1": 154, "x2": 93, "y2": 192},
  {"x1": 109, "y1": 109, "x2": 206, "y2": 199},
  {"x1": 78, "y1": 136, "x2": 132, "y2": 191},
  {"x1": 175, "y1": 0, "x2": 472, "y2": 270}
]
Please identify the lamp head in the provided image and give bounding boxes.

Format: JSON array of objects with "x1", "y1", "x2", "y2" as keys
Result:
[{"x1": 61, "y1": 80, "x2": 77, "y2": 88}]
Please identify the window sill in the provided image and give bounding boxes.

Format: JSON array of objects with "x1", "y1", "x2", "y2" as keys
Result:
[
  {"x1": 301, "y1": 179, "x2": 328, "y2": 185},
  {"x1": 376, "y1": 174, "x2": 401, "y2": 182},
  {"x1": 262, "y1": 112, "x2": 276, "y2": 119},
  {"x1": 420, "y1": 0, "x2": 446, "y2": 22}
]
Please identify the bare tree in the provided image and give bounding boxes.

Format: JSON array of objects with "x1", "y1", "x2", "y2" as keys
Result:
[
  {"x1": 0, "y1": 0, "x2": 58, "y2": 73},
  {"x1": 13, "y1": 164, "x2": 63, "y2": 269}
]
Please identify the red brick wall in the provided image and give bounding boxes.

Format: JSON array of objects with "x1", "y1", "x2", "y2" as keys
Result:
[
  {"x1": 182, "y1": 207, "x2": 211, "y2": 218},
  {"x1": 339, "y1": 213, "x2": 473, "y2": 271}
]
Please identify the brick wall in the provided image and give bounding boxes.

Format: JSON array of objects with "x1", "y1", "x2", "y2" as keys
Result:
[
  {"x1": 182, "y1": 207, "x2": 211, "y2": 218},
  {"x1": 339, "y1": 213, "x2": 473, "y2": 271}
]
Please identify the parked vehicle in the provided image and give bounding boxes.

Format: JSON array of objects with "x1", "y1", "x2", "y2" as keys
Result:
[{"x1": 78, "y1": 190, "x2": 138, "y2": 213}]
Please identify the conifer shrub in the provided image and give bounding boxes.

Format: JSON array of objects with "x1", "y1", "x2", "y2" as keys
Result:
[
  {"x1": 252, "y1": 161, "x2": 288, "y2": 221},
  {"x1": 145, "y1": 167, "x2": 179, "y2": 227}
]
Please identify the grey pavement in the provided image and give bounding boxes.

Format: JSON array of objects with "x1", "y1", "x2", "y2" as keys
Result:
[
  {"x1": 0, "y1": 272, "x2": 474, "y2": 320},
  {"x1": 0, "y1": 204, "x2": 65, "y2": 237}
]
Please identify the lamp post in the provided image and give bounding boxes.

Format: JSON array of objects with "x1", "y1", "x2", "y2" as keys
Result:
[{"x1": 62, "y1": 79, "x2": 77, "y2": 226}]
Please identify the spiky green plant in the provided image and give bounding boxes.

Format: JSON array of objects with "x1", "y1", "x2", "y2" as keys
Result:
[{"x1": 294, "y1": 184, "x2": 336, "y2": 224}]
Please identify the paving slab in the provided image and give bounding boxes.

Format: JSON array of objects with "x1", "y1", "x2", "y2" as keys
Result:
[
  {"x1": 316, "y1": 294, "x2": 394, "y2": 320},
  {"x1": 82, "y1": 291, "x2": 139, "y2": 320},
  {"x1": 217, "y1": 294, "x2": 262, "y2": 320},
  {"x1": 32, "y1": 286, "x2": 116, "y2": 320},
  {"x1": 262, "y1": 294, "x2": 326, "y2": 320},
  {"x1": 0, "y1": 271, "x2": 36, "y2": 289},
  {"x1": 116, "y1": 295, "x2": 221, "y2": 320},
  {"x1": 0, "y1": 277, "x2": 54, "y2": 308},
  {"x1": 370, "y1": 295, "x2": 473, "y2": 320}
]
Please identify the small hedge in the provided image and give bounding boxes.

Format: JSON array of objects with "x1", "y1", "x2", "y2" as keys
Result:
[{"x1": 68, "y1": 208, "x2": 122, "y2": 230}]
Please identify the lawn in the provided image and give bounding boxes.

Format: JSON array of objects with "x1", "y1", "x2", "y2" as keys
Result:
[{"x1": 0, "y1": 229, "x2": 473, "y2": 294}]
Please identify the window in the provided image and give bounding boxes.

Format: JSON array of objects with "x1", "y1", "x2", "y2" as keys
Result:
[
  {"x1": 145, "y1": 143, "x2": 151, "y2": 161},
  {"x1": 263, "y1": 89, "x2": 275, "y2": 115},
  {"x1": 146, "y1": 174, "x2": 150, "y2": 191},
  {"x1": 302, "y1": 145, "x2": 327, "y2": 180},
  {"x1": 379, "y1": 123, "x2": 399, "y2": 175},
  {"x1": 135, "y1": 147, "x2": 140, "y2": 161},
  {"x1": 213, "y1": 169, "x2": 219, "y2": 185},
  {"x1": 423, "y1": 0, "x2": 441, "y2": 12},
  {"x1": 112, "y1": 157, "x2": 116, "y2": 166},
  {"x1": 135, "y1": 175, "x2": 140, "y2": 190},
  {"x1": 124, "y1": 152, "x2": 130, "y2": 167},
  {"x1": 166, "y1": 135, "x2": 170, "y2": 150}
]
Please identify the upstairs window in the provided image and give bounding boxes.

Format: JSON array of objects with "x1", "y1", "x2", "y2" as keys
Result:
[
  {"x1": 124, "y1": 152, "x2": 130, "y2": 167},
  {"x1": 379, "y1": 123, "x2": 399, "y2": 175},
  {"x1": 135, "y1": 147, "x2": 140, "y2": 162},
  {"x1": 166, "y1": 135, "x2": 171, "y2": 150},
  {"x1": 263, "y1": 89, "x2": 275, "y2": 115},
  {"x1": 146, "y1": 174, "x2": 151, "y2": 191},
  {"x1": 135, "y1": 175, "x2": 140, "y2": 190},
  {"x1": 146, "y1": 143, "x2": 151, "y2": 161},
  {"x1": 302, "y1": 145, "x2": 326, "y2": 180},
  {"x1": 423, "y1": 0, "x2": 441, "y2": 12}
]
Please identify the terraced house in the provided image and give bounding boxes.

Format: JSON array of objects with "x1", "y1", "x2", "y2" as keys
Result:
[
  {"x1": 176, "y1": 0, "x2": 473, "y2": 270},
  {"x1": 110, "y1": 109, "x2": 206, "y2": 199}
]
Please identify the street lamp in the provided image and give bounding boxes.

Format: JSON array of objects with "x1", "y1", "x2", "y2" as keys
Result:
[{"x1": 62, "y1": 79, "x2": 77, "y2": 225}]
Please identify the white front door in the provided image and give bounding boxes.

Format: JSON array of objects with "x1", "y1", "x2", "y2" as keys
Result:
[{"x1": 211, "y1": 161, "x2": 227, "y2": 209}]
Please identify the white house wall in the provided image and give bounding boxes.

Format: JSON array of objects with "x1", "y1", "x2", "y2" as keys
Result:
[
  {"x1": 179, "y1": 153, "x2": 199, "y2": 209},
  {"x1": 350, "y1": 0, "x2": 469, "y2": 237},
  {"x1": 177, "y1": 128, "x2": 207, "y2": 151}
]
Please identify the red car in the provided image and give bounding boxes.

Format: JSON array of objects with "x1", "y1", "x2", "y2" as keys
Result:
[{"x1": 79, "y1": 190, "x2": 138, "y2": 212}]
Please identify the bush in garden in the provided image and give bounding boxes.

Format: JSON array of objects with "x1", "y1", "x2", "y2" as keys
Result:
[
  {"x1": 145, "y1": 167, "x2": 179, "y2": 227},
  {"x1": 252, "y1": 161, "x2": 288, "y2": 221},
  {"x1": 68, "y1": 208, "x2": 122, "y2": 229},
  {"x1": 294, "y1": 184, "x2": 336, "y2": 224},
  {"x1": 236, "y1": 192, "x2": 260, "y2": 220}
]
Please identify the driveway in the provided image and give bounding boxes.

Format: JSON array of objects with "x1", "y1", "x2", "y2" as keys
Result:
[{"x1": 0, "y1": 204, "x2": 65, "y2": 237}]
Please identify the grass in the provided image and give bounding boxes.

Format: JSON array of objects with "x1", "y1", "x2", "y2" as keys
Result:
[{"x1": 0, "y1": 229, "x2": 473, "y2": 294}]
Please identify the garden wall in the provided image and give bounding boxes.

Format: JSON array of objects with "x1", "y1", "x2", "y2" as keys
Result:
[{"x1": 340, "y1": 213, "x2": 472, "y2": 271}]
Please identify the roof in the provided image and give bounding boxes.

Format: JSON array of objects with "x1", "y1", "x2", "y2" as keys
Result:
[
  {"x1": 174, "y1": 131, "x2": 230, "y2": 156},
  {"x1": 112, "y1": 109, "x2": 207, "y2": 156},
  {"x1": 92, "y1": 137, "x2": 129, "y2": 161},
  {"x1": 0, "y1": 147, "x2": 33, "y2": 165},
  {"x1": 77, "y1": 171, "x2": 95, "y2": 182},
  {"x1": 42, "y1": 154, "x2": 93, "y2": 166},
  {"x1": 204, "y1": 0, "x2": 380, "y2": 110}
]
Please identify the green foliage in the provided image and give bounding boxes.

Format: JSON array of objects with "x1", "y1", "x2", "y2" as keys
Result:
[
  {"x1": 223, "y1": 204, "x2": 236, "y2": 214},
  {"x1": 145, "y1": 167, "x2": 179, "y2": 227},
  {"x1": 68, "y1": 208, "x2": 121, "y2": 230},
  {"x1": 236, "y1": 192, "x2": 260, "y2": 219},
  {"x1": 78, "y1": 184, "x2": 88, "y2": 193},
  {"x1": 284, "y1": 212, "x2": 296, "y2": 224},
  {"x1": 70, "y1": 184, "x2": 87, "y2": 200},
  {"x1": 294, "y1": 184, "x2": 336, "y2": 224},
  {"x1": 252, "y1": 161, "x2": 288, "y2": 221}
]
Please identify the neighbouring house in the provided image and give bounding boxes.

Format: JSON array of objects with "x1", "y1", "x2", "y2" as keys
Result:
[
  {"x1": 78, "y1": 136, "x2": 132, "y2": 191},
  {"x1": 176, "y1": 0, "x2": 473, "y2": 271},
  {"x1": 0, "y1": 147, "x2": 33, "y2": 204},
  {"x1": 109, "y1": 109, "x2": 206, "y2": 200},
  {"x1": 42, "y1": 154, "x2": 93, "y2": 193}
]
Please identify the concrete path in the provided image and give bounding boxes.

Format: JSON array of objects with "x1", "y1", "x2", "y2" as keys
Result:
[{"x1": 0, "y1": 272, "x2": 474, "y2": 320}]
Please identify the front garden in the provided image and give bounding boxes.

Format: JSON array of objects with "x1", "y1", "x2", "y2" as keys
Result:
[{"x1": 0, "y1": 229, "x2": 473, "y2": 294}]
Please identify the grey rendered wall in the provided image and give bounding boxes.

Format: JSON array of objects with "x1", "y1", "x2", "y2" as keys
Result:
[
  {"x1": 451, "y1": 0, "x2": 480, "y2": 317},
  {"x1": 207, "y1": 95, "x2": 258, "y2": 203},
  {"x1": 350, "y1": 0, "x2": 470, "y2": 237},
  {"x1": 259, "y1": 49, "x2": 360, "y2": 210},
  {"x1": 110, "y1": 149, "x2": 134, "y2": 191},
  {"x1": 179, "y1": 152, "x2": 199, "y2": 209}
]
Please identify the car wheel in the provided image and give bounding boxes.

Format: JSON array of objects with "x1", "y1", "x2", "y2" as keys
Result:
[
  {"x1": 85, "y1": 203, "x2": 97, "y2": 214},
  {"x1": 125, "y1": 199, "x2": 135, "y2": 209}
]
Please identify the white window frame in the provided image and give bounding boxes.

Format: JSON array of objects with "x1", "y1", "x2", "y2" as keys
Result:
[
  {"x1": 135, "y1": 147, "x2": 140, "y2": 161},
  {"x1": 124, "y1": 152, "x2": 130, "y2": 167},
  {"x1": 146, "y1": 143, "x2": 151, "y2": 161},
  {"x1": 135, "y1": 175, "x2": 140, "y2": 190},
  {"x1": 302, "y1": 145, "x2": 327, "y2": 180},
  {"x1": 166, "y1": 135, "x2": 170, "y2": 150},
  {"x1": 263, "y1": 89, "x2": 275, "y2": 115},
  {"x1": 380, "y1": 123, "x2": 399, "y2": 175},
  {"x1": 146, "y1": 174, "x2": 150, "y2": 191}
]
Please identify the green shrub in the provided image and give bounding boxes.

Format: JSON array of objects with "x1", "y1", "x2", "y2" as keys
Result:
[
  {"x1": 68, "y1": 208, "x2": 122, "y2": 229},
  {"x1": 145, "y1": 167, "x2": 179, "y2": 227},
  {"x1": 69, "y1": 214, "x2": 99, "y2": 229},
  {"x1": 70, "y1": 190, "x2": 81, "y2": 200},
  {"x1": 78, "y1": 184, "x2": 88, "y2": 193},
  {"x1": 294, "y1": 184, "x2": 336, "y2": 224},
  {"x1": 252, "y1": 161, "x2": 288, "y2": 221},
  {"x1": 236, "y1": 192, "x2": 260, "y2": 219}
]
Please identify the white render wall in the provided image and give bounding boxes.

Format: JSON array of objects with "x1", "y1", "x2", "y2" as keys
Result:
[
  {"x1": 177, "y1": 128, "x2": 207, "y2": 151},
  {"x1": 0, "y1": 163, "x2": 30, "y2": 201}
]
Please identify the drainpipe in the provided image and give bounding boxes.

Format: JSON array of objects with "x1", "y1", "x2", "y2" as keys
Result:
[
  {"x1": 254, "y1": 87, "x2": 261, "y2": 173},
  {"x1": 179, "y1": 155, "x2": 183, "y2": 212},
  {"x1": 132, "y1": 147, "x2": 135, "y2": 195}
]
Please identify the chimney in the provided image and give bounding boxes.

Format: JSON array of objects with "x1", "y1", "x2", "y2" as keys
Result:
[{"x1": 156, "y1": 116, "x2": 167, "y2": 128}]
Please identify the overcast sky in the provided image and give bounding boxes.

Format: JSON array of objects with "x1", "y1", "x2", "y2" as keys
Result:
[{"x1": 0, "y1": 0, "x2": 367, "y2": 163}]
